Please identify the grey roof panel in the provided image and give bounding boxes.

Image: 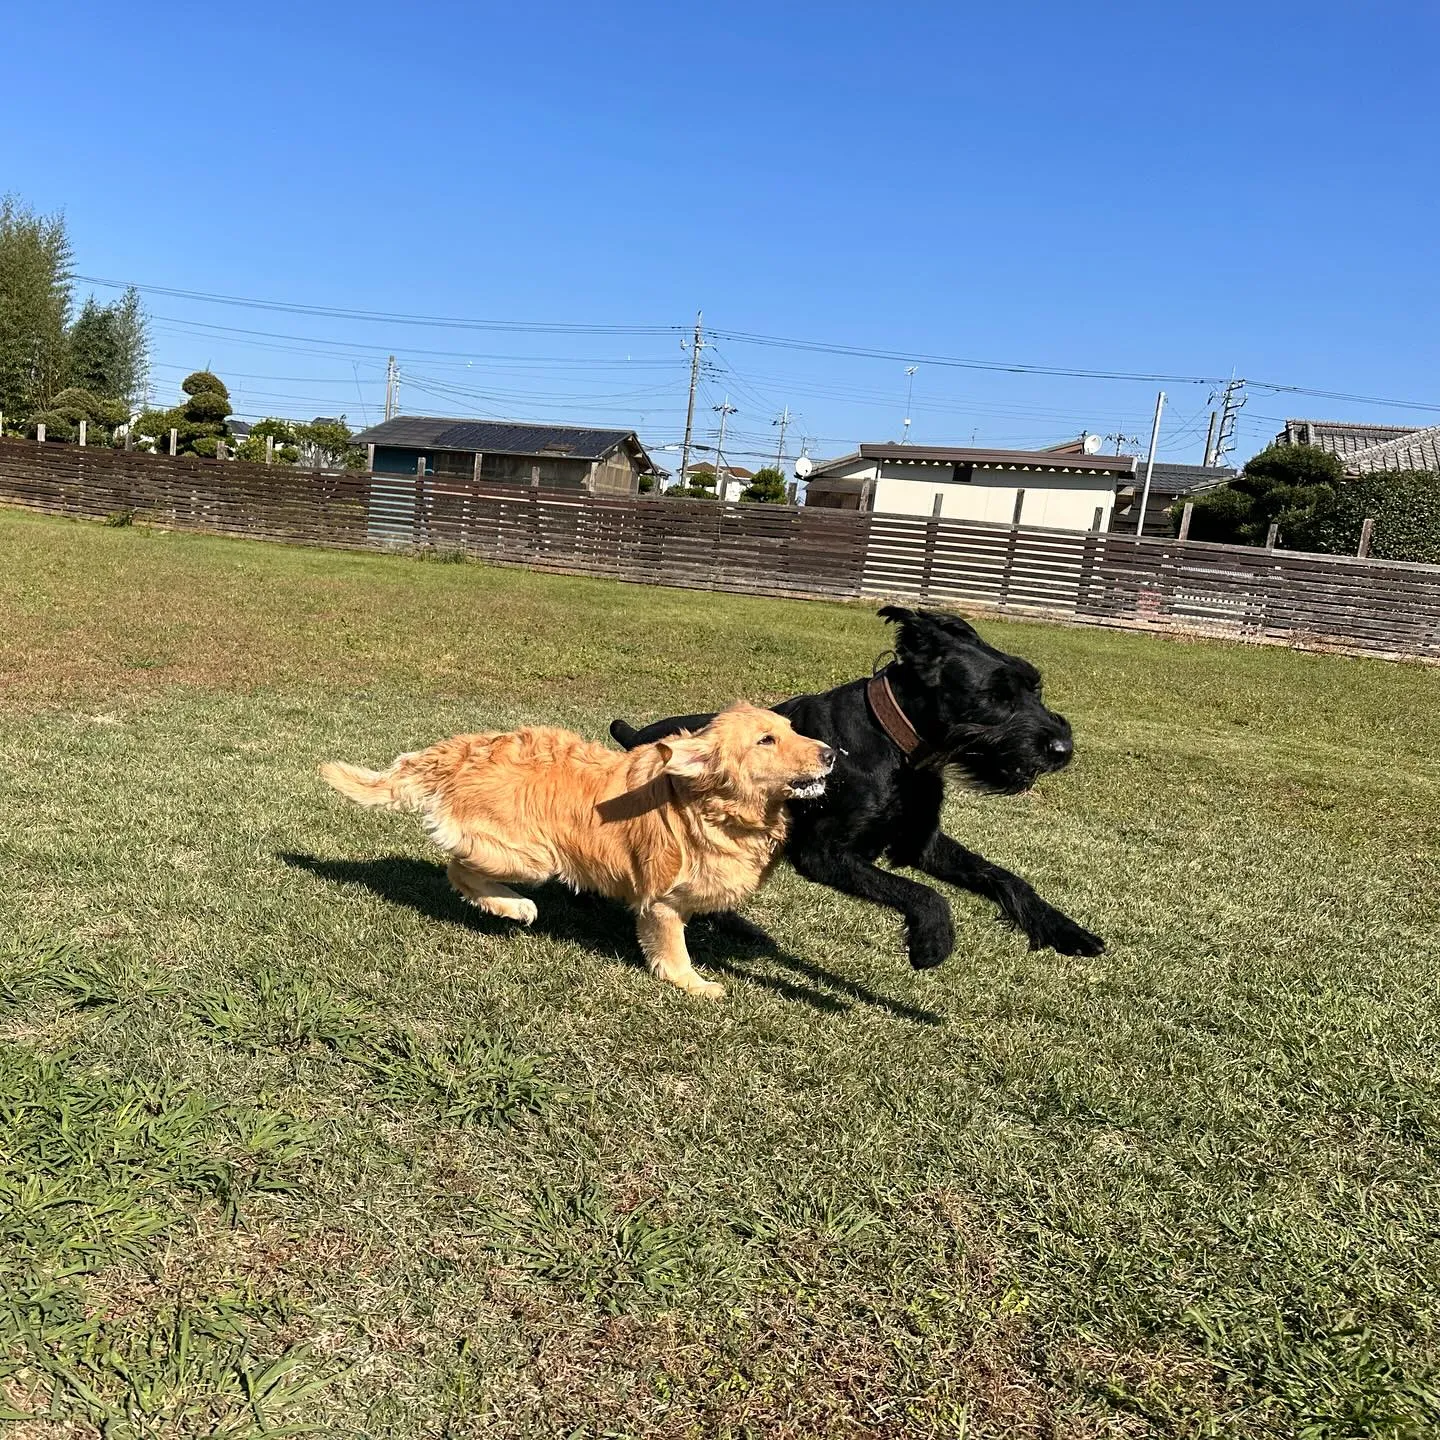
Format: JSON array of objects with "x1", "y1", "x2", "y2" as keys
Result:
[
  {"x1": 1278, "y1": 419, "x2": 1420, "y2": 457},
  {"x1": 1341, "y1": 422, "x2": 1440, "y2": 474},
  {"x1": 351, "y1": 415, "x2": 642, "y2": 462}
]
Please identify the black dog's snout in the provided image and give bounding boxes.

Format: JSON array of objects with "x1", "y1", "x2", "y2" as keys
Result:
[{"x1": 1046, "y1": 735, "x2": 1074, "y2": 763}]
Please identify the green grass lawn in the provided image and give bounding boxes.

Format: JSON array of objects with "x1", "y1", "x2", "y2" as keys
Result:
[{"x1": 1, "y1": 506, "x2": 1438, "y2": 1439}]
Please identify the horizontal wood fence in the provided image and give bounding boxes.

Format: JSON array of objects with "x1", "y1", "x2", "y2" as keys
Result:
[{"x1": 2, "y1": 440, "x2": 1438, "y2": 661}]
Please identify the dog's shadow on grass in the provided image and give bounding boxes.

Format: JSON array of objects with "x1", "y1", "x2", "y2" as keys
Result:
[{"x1": 278, "y1": 853, "x2": 941, "y2": 1026}]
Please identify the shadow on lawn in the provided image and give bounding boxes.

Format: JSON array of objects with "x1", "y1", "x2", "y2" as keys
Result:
[{"x1": 278, "y1": 853, "x2": 941, "y2": 1026}]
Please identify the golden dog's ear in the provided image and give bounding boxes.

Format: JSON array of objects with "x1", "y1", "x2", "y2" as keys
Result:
[{"x1": 656, "y1": 736, "x2": 712, "y2": 779}]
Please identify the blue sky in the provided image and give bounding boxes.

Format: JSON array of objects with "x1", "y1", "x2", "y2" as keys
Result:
[{"x1": 5, "y1": 0, "x2": 1437, "y2": 469}]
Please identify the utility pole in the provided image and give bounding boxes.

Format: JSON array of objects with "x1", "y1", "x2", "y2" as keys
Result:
[
  {"x1": 1209, "y1": 377, "x2": 1246, "y2": 469},
  {"x1": 901, "y1": 365, "x2": 918, "y2": 443},
  {"x1": 678, "y1": 312, "x2": 705, "y2": 492},
  {"x1": 712, "y1": 396, "x2": 737, "y2": 501},
  {"x1": 772, "y1": 406, "x2": 792, "y2": 472},
  {"x1": 384, "y1": 355, "x2": 399, "y2": 422},
  {"x1": 1106, "y1": 430, "x2": 1139, "y2": 455},
  {"x1": 1135, "y1": 390, "x2": 1166, "y2": 538},
  {"x1": 1201, "y1": 411, "x2": 1219, "y2": 466}
]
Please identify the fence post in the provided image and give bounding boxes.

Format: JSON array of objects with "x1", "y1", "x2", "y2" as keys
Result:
[
  {"x1": 36, "y1": 423, "x2": 46, "y2": 443},
  {"x1": 786, "y1": 482, "x2": 797, "y2": 505},
  {"x1": 1265, "y1": 522, "x2": 1279, "y2": 550},
  {"x1": 472, "y1": 451, "x2": 483, "y2": 484},
  {"x1": 998, "y1": 490, "x2": 1026, "y2": 609},
  {"x1": 217, "y1": 440, "x2": 227, "y2": 460},
  {"x1": 1091, "y1": 505, "x2": 1103, "y2": 532},
  {"x1": 366, "y1": 442, "x2": 375, "y2": 471},
  {"x1": 78, "y1": 419, "x2": 87, "y2": 447},
  {"x1": 1357, "y1": 517, "x2": 1375, "y2": 558},
  {"x1": 530, "y1": 463, "x2": 540, "y2": 489},
  {"x1": 124, "y1": 426, "x2": 133, "y2": 452},
  {"x1": 1178, "y1": 502, "x2": 1194, "y2": 541},
  {"x1": 169, "y1": 427, "x2": 178, "y2": 457},
  {"x1": 265, "y1": 434, "x2": 274, "y2": 464},
  {"x1": 919, "y1": 492, "x2": 943, "y2": 600}
]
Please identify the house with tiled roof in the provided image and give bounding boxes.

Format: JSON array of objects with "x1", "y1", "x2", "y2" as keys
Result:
[{"x1": 1276, "y1": 419, "x2": 1440, "y2": 474}]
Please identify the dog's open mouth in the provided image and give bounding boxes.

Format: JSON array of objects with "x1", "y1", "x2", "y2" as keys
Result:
[{"x1": 786, "y1": 776, "x2": 828, "y2": 800}]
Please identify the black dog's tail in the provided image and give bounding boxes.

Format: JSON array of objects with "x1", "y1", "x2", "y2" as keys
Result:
[{"x1": 609, "y1": 718, "x2": 641, "y2": 749}]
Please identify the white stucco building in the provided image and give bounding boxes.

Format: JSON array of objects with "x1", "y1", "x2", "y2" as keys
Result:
[{"x1": 803, "y1": 440, "x2": 1137, "y2": 532}]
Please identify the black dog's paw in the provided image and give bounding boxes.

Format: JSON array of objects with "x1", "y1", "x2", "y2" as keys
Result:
[
  {"x1": 1026, "y1": 910, "x2": 1106, "y2": 957},
  {"x1": 906, "y1": 900, "x2": 955, "y2": 970}
]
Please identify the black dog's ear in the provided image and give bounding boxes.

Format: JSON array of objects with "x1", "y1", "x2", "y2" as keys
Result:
[
  {"x1": 916, "y1": 608, "x2": 981, "y2": 643},
  {"x1": 877, "y1": 604, "x2": 915, "y2": 628}
]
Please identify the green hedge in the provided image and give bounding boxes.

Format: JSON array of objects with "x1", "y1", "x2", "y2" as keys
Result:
[
  {"x1": 1178, "y1": 443, "x2": 1440, "y2": 564},
  {"x1": 1300, "y1": 471, "x2": 1440, "y2": 564}
]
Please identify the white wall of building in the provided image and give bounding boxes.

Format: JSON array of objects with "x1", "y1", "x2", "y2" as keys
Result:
[{"x1": 870, "y1": 462, "x2": 1115, "y2": 531}]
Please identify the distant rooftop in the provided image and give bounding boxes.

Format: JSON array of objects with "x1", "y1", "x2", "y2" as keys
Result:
[
  {"x1": 809, "y1": 442, "x2": 1137, "y2": 479},
  {"x1": 1277, "y1": 417, "x2": 1440, "y2": 474}
]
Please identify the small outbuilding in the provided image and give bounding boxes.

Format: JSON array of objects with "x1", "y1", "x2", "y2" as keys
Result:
[{"x1": 351, "y1": 416, "x2": 662, "y2": 496}]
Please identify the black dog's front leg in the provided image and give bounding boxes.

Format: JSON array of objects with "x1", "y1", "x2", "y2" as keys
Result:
[
  {"x1": 790, "y1": 844, "x2": 955, "y2": 970},
  {"x1": 917, "y1": 831, "x2": 1105, "y2": 956}
]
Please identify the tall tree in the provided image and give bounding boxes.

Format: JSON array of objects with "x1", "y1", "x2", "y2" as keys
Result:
[
  {"x1": 0, "y1": 196, "x2": 73, "y2": 424},
  {"x1": 67, "y1": 286, "x2": 149, "y2": 410}
]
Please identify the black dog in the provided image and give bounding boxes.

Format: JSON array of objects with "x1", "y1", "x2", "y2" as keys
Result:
[{"x1": 609, "y1": 606, "x2": 1104, "y2": 970}]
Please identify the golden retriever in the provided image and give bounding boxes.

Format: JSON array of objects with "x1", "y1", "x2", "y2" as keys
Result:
[{"x1": 320, "y1": 704, "x2": 834, "y2": 998}]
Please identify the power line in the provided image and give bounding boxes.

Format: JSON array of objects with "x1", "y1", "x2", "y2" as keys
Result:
[{"x1": 78, "y1": 275, "x2": 681, "y2": 338}]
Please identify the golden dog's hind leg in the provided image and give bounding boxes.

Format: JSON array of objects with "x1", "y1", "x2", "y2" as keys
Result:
[
  {"x1": 447, "y1": 859, "x2": 538, "y2": 925},
  {"x1": 635, "y1": 903, "x2": 725, "y2": 1000}
]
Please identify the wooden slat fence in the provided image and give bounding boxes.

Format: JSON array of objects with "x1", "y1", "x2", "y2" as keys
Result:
[{"x1": 2, "y1": 439, "x2": 1438, "y2": 660}]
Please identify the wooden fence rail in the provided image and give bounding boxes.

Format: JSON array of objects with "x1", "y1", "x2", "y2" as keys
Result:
[{"x1": 2, "y1": 439, "x2": 1438, "y2": 660}]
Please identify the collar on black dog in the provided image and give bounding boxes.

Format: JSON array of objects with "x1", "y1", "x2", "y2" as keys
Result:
[{"x1": 866, "y1": 668, "x2": 934, "y2": 764}]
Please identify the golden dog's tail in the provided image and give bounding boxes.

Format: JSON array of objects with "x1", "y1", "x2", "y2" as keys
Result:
[{"x1": 320, "y1": 756, "x2": 424, "y2": 811}]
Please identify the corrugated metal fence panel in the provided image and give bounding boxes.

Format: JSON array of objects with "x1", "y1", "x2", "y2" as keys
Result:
[{"x1": 2, "y1": 440, "x2": 1439, "y2": 658}]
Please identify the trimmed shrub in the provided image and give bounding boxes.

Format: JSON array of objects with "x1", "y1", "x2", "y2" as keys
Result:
[
  {"x1": 181, "y1": 370, "x2": 229, "y2": 399},
  {"x1": 185, "y1": 389, "x2": 231, "y2": 424}
]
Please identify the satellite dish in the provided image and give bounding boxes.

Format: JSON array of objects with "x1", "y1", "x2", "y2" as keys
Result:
[
  {"x1": 794, "y1": 455, "x2": 813, "y2": 479},
  {"x1": 1082, "y1": 432, "x2": 1102, "y2": 454}
]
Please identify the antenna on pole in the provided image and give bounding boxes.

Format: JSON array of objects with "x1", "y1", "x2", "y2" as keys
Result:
[{"x1": 901, "y1": 365, "x2": 918, "y2": 443}]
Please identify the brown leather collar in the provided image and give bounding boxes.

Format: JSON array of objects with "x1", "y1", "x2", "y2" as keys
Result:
[{"x1": 866, "y1": 668, "x2": 933, "y2": 764}]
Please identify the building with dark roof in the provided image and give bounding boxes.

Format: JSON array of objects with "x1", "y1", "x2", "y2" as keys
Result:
[
  {"x1": 1110, "y1": 461, "x2": 1237, "y2": 535},
  {"x1": 803, "y1": 442, "x2": 1137, "y2": 531},
  {"x1": 351, "y1": 416, "x2": 661, "y2": 495},
  {"x1": 1276, "y1": 418, "x2": 1440, "y2": 475}
]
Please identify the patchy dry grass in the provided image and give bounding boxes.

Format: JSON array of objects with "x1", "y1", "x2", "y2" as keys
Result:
[{"x1": 1, "y1": 507, "x2": 1438, "y2": 1437}]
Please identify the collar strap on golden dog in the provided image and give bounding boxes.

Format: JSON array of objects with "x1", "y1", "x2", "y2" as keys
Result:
[{"x1": 866, "y1": 668, "x2": 933, "y2": 764}]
